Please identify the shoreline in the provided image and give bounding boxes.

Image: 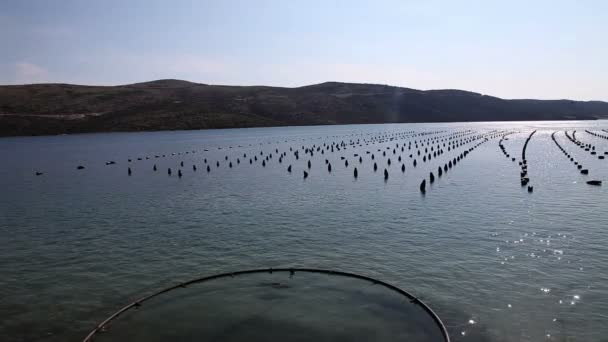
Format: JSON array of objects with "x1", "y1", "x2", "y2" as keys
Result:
[{"x1": 0, "y1": 117, "x2": 604, "y2": 139}]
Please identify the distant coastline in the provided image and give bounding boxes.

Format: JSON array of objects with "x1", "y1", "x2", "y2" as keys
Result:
[{"x1": 1, "y1": 79, "x2": 607, "y2": 137}]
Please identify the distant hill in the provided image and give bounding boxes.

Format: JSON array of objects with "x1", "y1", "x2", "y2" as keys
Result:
[{"x1": 1, "y1": 79, "x2": 607, "y2": 136}]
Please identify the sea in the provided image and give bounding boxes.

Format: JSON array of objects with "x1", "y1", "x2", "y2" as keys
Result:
[{"x1": 1, "y1": 121, "x2": 607, "y2": 342}]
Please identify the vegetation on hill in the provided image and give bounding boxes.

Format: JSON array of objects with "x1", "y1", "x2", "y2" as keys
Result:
[{"x1": 1, "y1": 79, "x2": 606, "y2": 136}]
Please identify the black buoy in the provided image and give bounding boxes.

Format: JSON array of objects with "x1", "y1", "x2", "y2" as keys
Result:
[
  {"x1": 77, "y1": 165, "x2": 85, "y2": 170},
  {"x1": 288, "y1": 165, "x2": 292, "y2": 173},
  {"x1": 438, "y1": 166, "x2": 442, "y2": 177},
  {"x1": 401, "y1": 164, "x2": 405, "y2": 172},
  {"x1": 193, "y1": 165, "x2": 197, "y2": 171},
  {"x1": 429, "y1": 172, "x2": 435, "y2": 183},
  {"x1": 35, "y1": 171, "x2": 43, "y2": 176},
  {"x1": 345, "y1": 160, "x2": 349, "y2": 167},
  {"x1": 354, "y1": 167, "x2": 358, "y2": 178},
  {"x1": 308, "y1": 160, "x2": 311, "y2": 169},
  {"x1": 384, "y1": 168, "x2": 389, "y2": 180},
  {"x1": 328, "y1": 163, "x2": 332, "y2": 172},
  {"x1": 153, "y1": 164, "x2": 157, "y2": 171},
  {"x1": 528, "y1": 185, "x2": 533, "y2": 193},
  {"x1": 303, "y1": 170, "x2": 308, "y2": 179},
  {"x1": 168, "y1": 168, "x2": 172, "y2": 175},
  {"x1": 420, "y1": 179, "x2": 426, "y2": 193},
  {"x1": 178, "y1": 169, "x2": 182, "y2": 178},
  {"x1": 180, "y1": 161, "x2": 184, "y2": 167},
  {"x1": 374, "y1": 162, "x2": 378, "y2": 171},
  {"x1": 128, "y1": 167, "x2": 132, "y2": 176}
]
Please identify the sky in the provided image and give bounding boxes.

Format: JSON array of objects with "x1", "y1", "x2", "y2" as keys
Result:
[{"x1": 1, "y1": 0, "x2": 606, "y2": 100}]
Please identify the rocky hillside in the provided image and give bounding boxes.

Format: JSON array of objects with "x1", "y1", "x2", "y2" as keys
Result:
[{"x1": 1, "y1": 79, "x2": 607, "y2": 136}]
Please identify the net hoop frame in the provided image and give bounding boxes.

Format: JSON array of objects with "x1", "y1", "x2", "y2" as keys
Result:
[{"x1": 82, "y1": 267, "x2": 450, "y2": 342}]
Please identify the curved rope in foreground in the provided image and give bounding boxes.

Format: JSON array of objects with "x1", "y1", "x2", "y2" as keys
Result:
[{"x1": 83, "y1": 268, "x2": 451, "y2": 342}]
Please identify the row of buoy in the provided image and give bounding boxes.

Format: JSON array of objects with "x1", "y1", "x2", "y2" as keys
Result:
[
  {"x1": 31, "y1": 129, "x2": 505, "y2": 182},
  {"x1": 145, "y1": 130, "x2": 502, "y2": 186},
  {"x1": 552, "y1": 131, "x2": 593, "y2": 179},
  {"x1": 419, "y1": 133, "x2": 494, "y2": 193},
  {"x1": 519, "y1": 131, "x2": 537, "y2": 193},
  {"x1": 585, "y1": 129, "x2": 608, "y2": 141},
  {"x1": 67, "y1": 129, "x2": 475, "y2": 176},
  {"x1": 579, "y1": 130, "x2": 604, "y2": 146},
  {"x1": 567, "y1": 130, "x2": 607, "y2": 160},
  {"x1": 284, "y1": 131, "x2": 489, "y2": 183},
  {"x1": 498, "y1": 131, "x2": 519, "y2": 162},
  {"x1": 563, "y1": 131, "x2": 594, "y2": 172},
  {"x1": 575, "y1": 130, "x2": 608, "y2": 159},
  {"x1": 291, "y1": 133, "x2": 483, "y2": 182},
  {"x1": 165, "y1": 129, "x2": 468, "y2": 161},
  {"x1": 107, "y1": 129, "x2": 485, "y2": 170},
  {"x1": 32, "y1": 129, "x2": 477, "y2": 176}
]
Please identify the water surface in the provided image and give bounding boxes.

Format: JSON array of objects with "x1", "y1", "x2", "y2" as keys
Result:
[{"x1": 1, "y1": 121, "x2": 607, "y2": 341}]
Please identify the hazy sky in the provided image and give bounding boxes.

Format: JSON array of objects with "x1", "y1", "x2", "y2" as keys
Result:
[{"x1": 1, "y1": 0, "x2": 606, "y2": 100}]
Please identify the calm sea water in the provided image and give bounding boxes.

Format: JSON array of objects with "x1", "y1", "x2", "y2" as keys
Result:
[{"x1": 1, "y1": 121, "x2": 608, "y2": 342}]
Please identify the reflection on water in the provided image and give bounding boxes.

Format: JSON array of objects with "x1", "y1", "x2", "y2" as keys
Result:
[{"x1": 0, "y1": 121, "x2": 607, "y2": 342}]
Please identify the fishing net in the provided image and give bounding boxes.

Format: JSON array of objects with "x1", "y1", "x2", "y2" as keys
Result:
[{"x1": 85, "y1": 269, "x2": 449, "y2": 342}]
